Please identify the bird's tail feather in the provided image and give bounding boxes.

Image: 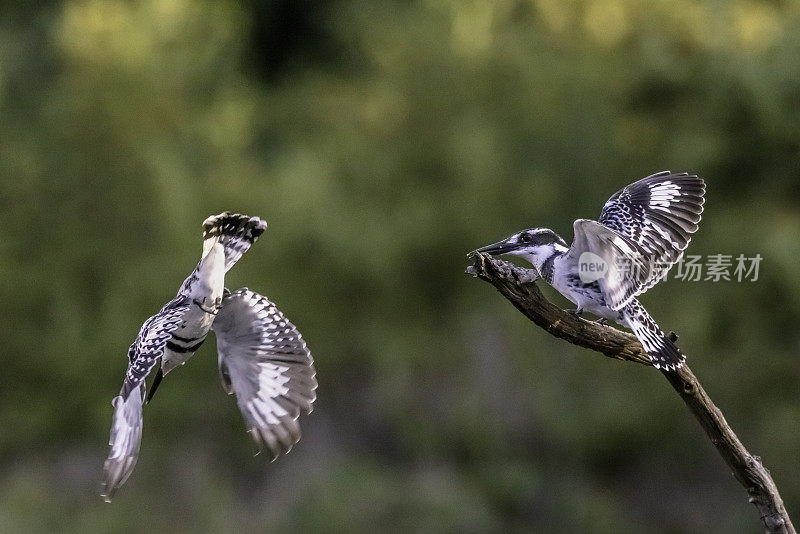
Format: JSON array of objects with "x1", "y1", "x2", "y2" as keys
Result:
[
  {"x1": 202, "y1": 212, "x2": 267, "y2": 271},
  {"x1": 622, "y1": 299, "x2": 685, "y2": 370},
  {"x1": 100, "y1": 382, "x2": 144, "y2": 502}
]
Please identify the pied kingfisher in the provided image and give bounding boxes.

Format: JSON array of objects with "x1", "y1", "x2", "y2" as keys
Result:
[
  {"x1": 475, "y1": 171, "x2": 706, "y2": 371},
  {"x1": 101, "y1": 212, "x2": 317, "y2": 502}
]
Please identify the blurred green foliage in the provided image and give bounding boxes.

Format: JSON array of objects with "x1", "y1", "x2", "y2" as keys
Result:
[{"x1": 1, "y1": 0, "x2": 799, "y2": 532}]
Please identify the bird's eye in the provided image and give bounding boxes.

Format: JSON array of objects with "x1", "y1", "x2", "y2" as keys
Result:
[{"x1": 520, "y1": 233, "x2": 532, "y2": 243}]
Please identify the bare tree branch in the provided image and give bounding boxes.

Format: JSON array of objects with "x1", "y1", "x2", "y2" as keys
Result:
[{"x1": 467, "y1": 252, "x2": 794, "y2": 534}]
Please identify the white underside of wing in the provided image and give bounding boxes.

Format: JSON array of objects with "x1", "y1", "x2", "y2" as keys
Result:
[
  {"x1": 213, "y1": 288, "x2": 317, "y2": 460},
  {"x1": 101, "y1": 388, "x2": 144, "y2": 502},
  {"x1": 568, "y1": 219, "x2": 650, "y2": 311}
]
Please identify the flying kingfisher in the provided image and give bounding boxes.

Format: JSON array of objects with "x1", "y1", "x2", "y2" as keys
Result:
[
  {"x1": 101, "y1": 212, "x2": 317, "y2": 502},
  {"x1": 474, "y1": 171, "x2": 705, "y2": 370}
]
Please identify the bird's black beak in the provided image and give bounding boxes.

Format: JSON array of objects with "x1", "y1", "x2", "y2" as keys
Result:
[{"x1": 472, "y1": 239, "x2": 521, "y2": 257}]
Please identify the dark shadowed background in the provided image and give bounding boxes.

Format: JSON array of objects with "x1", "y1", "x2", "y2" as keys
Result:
[{"x1": 1, "y1": 1, "x2": 799, "y2": 532}]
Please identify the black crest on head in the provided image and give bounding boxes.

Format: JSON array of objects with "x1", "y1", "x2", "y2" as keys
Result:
[{"x1": 518, "y1": 229, "x2": 566, "y2": 247}]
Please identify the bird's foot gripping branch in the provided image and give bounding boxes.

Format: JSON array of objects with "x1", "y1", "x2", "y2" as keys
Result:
[{"x1": 467, "y1": 252, "x2": 794, "y2": 534}]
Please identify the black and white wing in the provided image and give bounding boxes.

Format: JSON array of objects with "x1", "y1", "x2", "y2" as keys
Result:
[
  {"x1": 124, "y1": 298, "x2": 191, "y2": 390},
  {"x1": 212, "y1": 288, "x2": 317, "y2": 461},
  {"x1": 598, "y1": 171, "x2": 705, "y2": 296},
  {"x1": 101, "y1": 298, "x2": 190, "y2": 502},
  {"x1": 566, "y1": 173, "x2": 704, "y2": 311}
]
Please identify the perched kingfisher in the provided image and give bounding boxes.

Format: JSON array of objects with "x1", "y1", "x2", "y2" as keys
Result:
[
  {"x1": 475, "y1": 171, "x2": 705, "y2": 370},
  {"x1": 101, "y1": 212, "x2": 317, "y2": 502}
]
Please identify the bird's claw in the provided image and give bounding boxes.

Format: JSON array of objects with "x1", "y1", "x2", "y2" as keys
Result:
[{"x1": 193, "y1": 298, "x2": 219, "y2": 315}]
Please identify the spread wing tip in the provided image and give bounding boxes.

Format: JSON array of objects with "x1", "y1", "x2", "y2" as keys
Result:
[
  {"x1": 249, "y1": 416, "x2": 303, "y2": 460},
  {"x1": 215, "y1": 288, "x2": 317, "y2": 462},
  {"x1": 100, "y1": 390, "x2": 144, "y2": 502}
]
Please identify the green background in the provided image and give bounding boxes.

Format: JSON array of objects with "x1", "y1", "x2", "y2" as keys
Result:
[{"x1": 1, "y1": 1, "x2": 799, "y2": 532}]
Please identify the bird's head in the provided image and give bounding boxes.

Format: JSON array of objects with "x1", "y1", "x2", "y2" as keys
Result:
[{"x1": 474, "y1": 228, "x2": 567, "y2": 268}]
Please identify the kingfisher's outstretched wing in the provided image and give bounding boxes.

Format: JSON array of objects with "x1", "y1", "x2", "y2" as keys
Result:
[
  {"x1": 212, "y1": 288, "x2": 317, "y2": 460},
  {"x1": 565, "y1": 173, "x2": 705, "y2": 311},
  {"x1": 597, "y1": 171, "x2": 705, "y2": 293},
  {"x1": 101, "y1": 298, "x2": 190, "y2": 502}
]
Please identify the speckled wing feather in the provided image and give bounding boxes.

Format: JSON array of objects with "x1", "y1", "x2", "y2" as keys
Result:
[
  {"x1": 101, "y1": 297, "x2": 191, "y2": 502},
  {"x1": 598, "y1": 171, "x2": 705, "y2": 294},
  {"x1": 123, "y1": 297, "x2": 191, "y2": 392},
  {"x1": 212, "y1": 288, "x2": 317, "y2": 460}
]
